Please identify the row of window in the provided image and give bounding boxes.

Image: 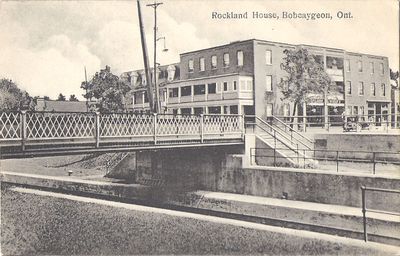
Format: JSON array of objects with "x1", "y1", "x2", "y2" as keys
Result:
[
  {"x1": 172, "y1": 105, "x2": 239, "y2": 115},
  {"x1": 346, "y1": 105, "x2": 365, "y2": 115},
  {"x1": 188, "y1": 50, "x2": 273, "y2": 73},
  {"x1": 344, "y1": 60, "x2": 384, "y2": 74},
  {"x1": 345, "y1": 81, "x2": 386, "y2": 96},
  {"x1": 168, "y1": 80, "x2": 253, "y2": 98}
]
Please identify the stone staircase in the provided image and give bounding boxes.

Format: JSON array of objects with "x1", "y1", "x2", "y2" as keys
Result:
[{"x1": 248, "y1": 116, "x2": 316, "y2": 167}]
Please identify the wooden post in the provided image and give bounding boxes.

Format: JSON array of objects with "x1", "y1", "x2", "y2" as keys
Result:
[
  {"x1": 153, "y1": 113, "x2": 158, "y2": 144},
  {"x1": 20, "y1": 111, "x2": 27, "y2": 151},
  {"x1": 200, "y1": 114, "x2": 204, "y2": 143},
  {"x1": 95, "y1": 112, "x2": 100, "y2": 148}
]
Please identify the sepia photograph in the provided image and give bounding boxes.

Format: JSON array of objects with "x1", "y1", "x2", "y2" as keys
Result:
[{"x1": 0, "y1": 0, "x2": 399, "y2": 255}]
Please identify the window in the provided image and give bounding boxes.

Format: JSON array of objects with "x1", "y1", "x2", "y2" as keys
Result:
[
  {"x1": 353, "y1": 106, "x2": 358, "y2": 115},
  {"x1": 240, "y1": 80, "x2": 246, "y2": 91},
  {"x1": 181, "y1": 86, "x2": 192, "y2": 96},
  {"x1": 237, "y1": 50, "x2": 243, "y2": 66},
  {"x1": 223, "y1": 106, "x2": 229, "y2": 114},
  {"x1": 223, "y1": 82, "x2": 228, "y2": 91},
  {"x1": 211, "y1": 55, "x2": 217, "y2": 69},
  {"x1": 381, "y1": 83, "x2": 386, "y2": 96},
  {"x1": 208, "y1": 106, "x2": 221, "y2": 114},
  {"x1": 199, "y1": 57, "x2": 205, "y2": 72},
  {"x1": 346, "y1": 106, "x2": 352, "y2": 115},
  {"x1": 169, "y1": 88, "x2": 179, "y2": 98},
  {"x1": 230, "y1": 105, "x2": 238, "y2": 114},
  {"x1": 346, "y1": 81, "x2": 352, "y2": 95},
  {"x1": 193, "y1": 107, "x2": 203, "y2": 115},
  {"x1": 207, "y1": 83, "x2": 216, "y2": 94},
  {"x1": 223, "y1": 53, "x2": 230, "y2": 67},
  {"x1": 163, "y1": 89, "x2": 167, "y2": 102},
  {"x1": 345, "y1": 59, "x2": 350, "y2": 72},
  {"x1": 247, "y1": 81, "x2": 253, "y2": 90},
  {"x1": 143, "y1": 92, "x2": 149, "y2": 103},
  {"x1": 370, "y1": 83, "x2": 375, "y2": 96},
  {"x1": 181, "y1": 108, "x2": 191, "y2": 115},
  {"x1": 370, "y1": 62, "x2": 374, "y2": 74},
  {"x1": 266, "y1": 104, "x2": 273, "y2": 116},
  {"x1": 380, "y1": 63, "x2": 384, "y2": 75},
  {"x1": 359, "y1": 106, "x2": 364, "y2": 116},
  {"x1": 266, "y1": 75, "x2": 272, "y2": 91},
  {"x1": 265, "y1": 50, "x2": 272, "y2": 65},
  {"x1": 172, "y1": 109, "x2": 178, "y2": 115},
  {"x1": 233, "y1": 81, "x2": 237, "y2": 91},
  {"x1": 357, "y1": 61, "x2": 363, "y2": 72},
  {"x1": 188, "y1": 59, "x2": 194, "y2": 72},
  {"x1": 358, "y1": 82, "x2": 364, "y2": 95},
  {"x1": 194, "y1": 84, "x2": 206, "y2": 95}
]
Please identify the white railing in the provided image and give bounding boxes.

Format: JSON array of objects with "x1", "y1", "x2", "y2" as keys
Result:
[{"x1": 0, "y1": 111, "x2": 245, "y2": 150}]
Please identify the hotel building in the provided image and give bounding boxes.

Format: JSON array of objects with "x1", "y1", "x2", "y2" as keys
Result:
[{"x1": 121, "y1": 39, "x2": 391, "y2": 125}]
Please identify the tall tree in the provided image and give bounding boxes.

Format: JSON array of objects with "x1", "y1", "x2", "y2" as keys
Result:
[
  {"x1": 69, "y1": 94, "x2": 79, "y2": 101},
  {"x1": 0, "y1": 78, "x2": 33, "y2": 110},
  {"x1": 57, "y1": 93, "x2": 66, "y2": 101},
  {"x1": 278, "y1": 48, "x2": 333, "y2": 121},
  {"x1": 81, "y1": 66, "x2": 130, "y2": 112}
]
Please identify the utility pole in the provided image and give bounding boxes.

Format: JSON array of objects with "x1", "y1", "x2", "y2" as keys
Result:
[
  {"x1": 137, "y1": 0, "x2": 155, "y2": 112},
  {"x1": 147, "y1": 0, "x2": 163, "y2": 113}
]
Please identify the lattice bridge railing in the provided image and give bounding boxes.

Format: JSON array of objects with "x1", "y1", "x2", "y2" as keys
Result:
[{"x1": 0, "y1": 111, "x2": 245, "y2": 151}]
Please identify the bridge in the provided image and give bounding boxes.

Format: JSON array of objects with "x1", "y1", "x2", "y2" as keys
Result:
[{"x1": 0, "y1": 111, "x2": 246, "y2": 158}]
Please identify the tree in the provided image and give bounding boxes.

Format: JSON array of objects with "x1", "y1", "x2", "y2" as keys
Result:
[
  {"x1": 0, "y1": 78, "x2": 33, "y2": 110},
  {"x1": 69, "y1": 94, "x2": 79, "y2": 101},
  {"x1": 390, "y1": 68, "x2": 399, "y2": 88},
  {"x1": 57, "y1": 93, "x2": 66, "y2": 101},
  {"x1": 278, "y1": 48, "x2": 333, "y2": 124},
  {"x1": 43, "y1": 96, "x2": 50, "y2": 100},
  {"x1": 81, "y1": 66, "x2": 130, "y2": 112}
]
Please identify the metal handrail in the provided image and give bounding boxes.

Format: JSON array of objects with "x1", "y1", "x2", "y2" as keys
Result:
[
  {"x1": 248, "y1": 120, "x2": 299, "y2": 152},
  {"x1": 254, "y1": 116, "x2": 313, "y2": 150},
  {"x1": 271, "y1": 116, "x2": 314, "y2": 144},
  {"x1": 250, "y1": 147, "x2": 400, "y2": 173},
  {"x1": 360, "y1": 186, "x2": 400, "y2": 242}
]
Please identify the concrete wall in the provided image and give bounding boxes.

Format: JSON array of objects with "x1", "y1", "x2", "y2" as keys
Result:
[
  {"x1": 133, "y1": 146, "x2": 243, "y2": 191},
  {"x1": 216, "y1": 156, "x2": 400, "y2": 212},
  {"x1": 255, "y1": 136, "x2": 294, "y2": 166},
  {"x1": 312, "y1": 133, "x2": 400, "y2": 160}
]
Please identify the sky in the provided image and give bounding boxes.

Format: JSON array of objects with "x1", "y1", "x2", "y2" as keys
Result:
[{"x1": 0, "y1": 0, "x2": 398, "y2": 100}]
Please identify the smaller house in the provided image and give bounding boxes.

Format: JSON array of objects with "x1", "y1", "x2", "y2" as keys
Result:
[{"x1": 35, "y1": 98, "x2": 90, "y2": 112}]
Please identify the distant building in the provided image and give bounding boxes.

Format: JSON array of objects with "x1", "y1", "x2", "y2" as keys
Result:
[
  {"x1": 35, "y1": 98, "x2": 90, "y2": 112},
  {"x1": 121, "y1": 39, "x2": 391, "y2": 125}
]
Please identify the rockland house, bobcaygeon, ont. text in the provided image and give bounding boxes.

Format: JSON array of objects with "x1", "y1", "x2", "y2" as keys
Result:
[{"x1": 211, "y1": 11, "x2": 353, "y2": 20}]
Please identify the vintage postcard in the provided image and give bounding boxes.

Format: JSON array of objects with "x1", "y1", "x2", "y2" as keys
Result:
[{"x1": 0, "y1": 0, "x2": 399, "y2": 255}]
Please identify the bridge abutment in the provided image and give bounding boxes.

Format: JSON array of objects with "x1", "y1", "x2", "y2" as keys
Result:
[{"x1": 106, "y1": 145, "x2": 244, "y2": 193}]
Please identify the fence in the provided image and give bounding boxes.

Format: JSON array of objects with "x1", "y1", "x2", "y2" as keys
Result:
[
  {"x1": 360, "y1": 186, "x2": 400, "y2": 242},
  {"x1": 250, "y1": 147, "x2": 400, "y2": 175},
  {"x1": 271, "y1": 114, "x2": 400, "y2": 132},
  {"x1": 0, "y1": 111, "x2": 245, "y2": 150}
]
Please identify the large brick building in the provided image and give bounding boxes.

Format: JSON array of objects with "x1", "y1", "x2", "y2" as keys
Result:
[{"x1": 121, "y1": 39, "x2": 391, "y2": 125}]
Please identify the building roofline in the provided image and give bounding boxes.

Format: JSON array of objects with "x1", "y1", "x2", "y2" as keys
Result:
[
  {"x1": 121, "y1": 63, "x2": 180, "y2": 75},
  {"x1": 179, "y1": 38, "x2": 388, "y2": 59}
]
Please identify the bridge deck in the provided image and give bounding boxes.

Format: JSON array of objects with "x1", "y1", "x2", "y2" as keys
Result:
[{"x1": 0, "y1": 111, "x2": 245, "y2": 158}]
